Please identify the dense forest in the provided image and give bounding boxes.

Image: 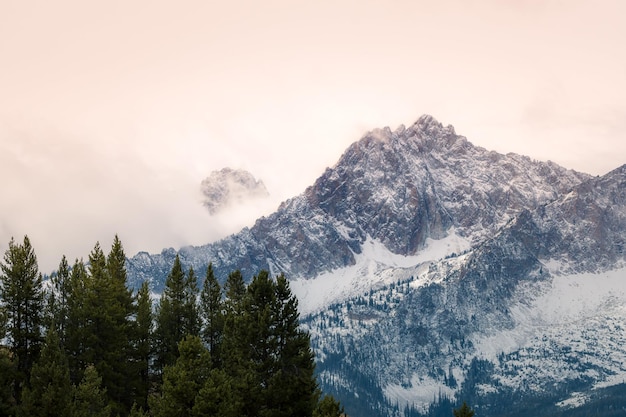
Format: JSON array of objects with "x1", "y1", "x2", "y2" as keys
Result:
[{"x1": 0, "y1": 235, "x2": 344, "y2": 417}]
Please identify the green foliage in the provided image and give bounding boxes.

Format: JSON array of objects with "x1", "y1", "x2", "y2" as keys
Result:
[
  {"x1": 46, "y1": 255, "x2": 70, "y2": 337},
  {"x1": 154, "y1": 255, "x2": 200, "y2": 374},
  {"x1": 132, "y1": 281, "x2": 153, "y2": 411},
  {"x1": 72, "y1": 364, "x2": 111, "y2": 417},
  {"x1": 0, "y1": 343, "x2": 17, "y2": 416},
  {"x1": 84, "y1": 239, "x2": 136, "y2": 415},
  {"x1": 64, "y1": 258, "x2": 89, "y2": 384},
  {"x1": 192, "y1": 368, "x2": 240, "y2": 417},
  {"x1": 18, "y1": 326, "x2": 72, "y2": 417},
  {"x1": 314, "y1": 394, "x2": 345, "y2": 417},
  {"x1": 0, "y1": 236, "x2": 44, "y2": 398},
  {"x1": 453, "y1": 402, "x2": 475, "y2": 417},
  {"x1": 200, "y1": 263, "x2": 224, "y2": 366},
  {"x1": 0, "y1": 235, "x2": 340, "y2": 417},
  {"x1": 150, "y1": 335, "x2": 211, "y2": 417}
]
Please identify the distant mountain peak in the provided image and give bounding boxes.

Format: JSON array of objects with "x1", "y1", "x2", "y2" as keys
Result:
[{"x1": 200, "y1": 167, "x2": 269, "y2": 215}]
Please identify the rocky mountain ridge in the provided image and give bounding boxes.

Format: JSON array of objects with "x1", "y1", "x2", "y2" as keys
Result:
[
  {"x1": 125, "y1": 115, "x2": 626, "y2": 416},
  {"x1": 304, "y1": 163, "x2": 626, "y2": 416},
  {"x1": 127, "y1": 115, "x2": 588, "y2": 289}
]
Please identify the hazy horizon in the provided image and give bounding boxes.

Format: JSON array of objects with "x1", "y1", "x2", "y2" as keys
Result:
[{"x1": 2, "y1": 0, "x2": 625, "y2": 272}]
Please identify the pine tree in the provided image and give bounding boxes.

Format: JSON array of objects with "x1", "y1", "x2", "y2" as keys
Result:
[
  {"x1": 78, "y1": 239, "x2": 136, "y2": 415},
  {"x1": 150, "y1": 335, "x2": 211, "y2": 417},
  {"x1": 18, "y1": 325, "x2": 72, "y2": 417},
  {"x1": 154, "y1": 255, "x2": 200, "y2": 375},
  {"x1": 132, "y1": 281, "x2": 153, "y2": 411},
  {"x1": 192, "y1": 368, "x2": 239, "y2": 417},
  {"x1": 266, "y1": 273, "x2": 318, "y2": 417},
  {"x1": 46, "y1": 256, "x2": 70, "y2": 339},
  {"x1": 220, "y1": 269, "x2": 250, "y2": 417},
  {"x1": 313, "y1": 394, "x2": 345, "y2": 417},
  {"x1": 184, "y1": 267, "x2": 201, "y2": 337},
  {"x1": 242, "y1": 270, "x2": 277, "y2": 417},
  {"x1": 199, "y1": 263, "x2": 223, "y2": 366},
  {"x1": 0, "y1": 304, "x2": 17, "y2": 416},
  {"x1": 453, "y1": 402, "x2": 475, "y2": 417},
  {"x1": 128, "y1": 403, "x2": 149, "y2": 417},
  {"x1": 64, "y1": 259, "x2": 89, "y2": 384},
  {"x1": 104, "y1": 236, "x2": 136, "y2": 414},
  {"x1": 72, "y1": 365, "x2": 111, "y2": 417},
  {"x1": 0, "y1": 236, "x2": 44, "y2": 399}
]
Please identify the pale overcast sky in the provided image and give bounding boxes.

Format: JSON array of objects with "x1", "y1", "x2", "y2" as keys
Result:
[{"x1": 1, "y1": 0, "x2": 625, "y2": 272}]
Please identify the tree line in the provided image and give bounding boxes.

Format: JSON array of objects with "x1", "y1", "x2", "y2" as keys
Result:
[{"x1": 0, "y1": 235, "x2": 344, "y2": 417}]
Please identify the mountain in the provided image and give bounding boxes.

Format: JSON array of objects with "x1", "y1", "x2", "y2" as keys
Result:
[
  {"x1": 302, "y1": 163, "x2": 626, "y2": 416},
  {"x1": 127, "y1": 115, "x2": 587, "y2": 291},
  {"x1": 200, "y1": 167, "x2": 269, "y2": 215},
  {"x1": 126, "y1": 115, "x2": 626, "y2": 416}
]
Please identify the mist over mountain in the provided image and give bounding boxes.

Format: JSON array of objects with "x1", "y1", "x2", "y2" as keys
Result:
[
  {"x1": 127, "y1": 115, "x2": 626, "y2": 417},
  {"x1": 200, "y1": 167, "x2": 269, "y2": 215}
]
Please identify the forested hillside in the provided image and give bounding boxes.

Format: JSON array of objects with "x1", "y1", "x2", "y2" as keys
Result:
[{"x1": 0, "y1": 235, "x2": 343, "y2": 417}]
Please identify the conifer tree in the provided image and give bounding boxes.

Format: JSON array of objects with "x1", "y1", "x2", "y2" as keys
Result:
[
  {"x1": 266, "y1": 273, "x2": 318, "y2": 416},
  {"x1": 154, "y1": 255, "x2": 200, "y2": 375},
  {"x1": 0, "y1": 304, "x2": 17, "y2": 416},
  {"x1": 128, "y1": 403, "x2": 149, "y2": 417},
  {"x1": 72, "y1": 365, "x2": 111, "y2": 417},
  {"x1": 192, "y1": 368, "x2": 239, "y2": 417},
  {"x1": 150, "y1": 335, "x2": 211, "y2": 417},
  {"x1": 80, "y1": 239, "x2": 136, "y2": 415},
  {"x1": 220, "y1": 269, "x2": 251, "y2": 415},
  {"x1": 46, "y1": 255, "x2": 70, "y2": 339},
  {"x1": 313, "y1": 395, "x2": 345, "y2": 417},
  {"x1": 132, "y1": 281, "x2": 153, "y2": 411},
  {"x1": 199, "y1": 263, "x2": 223, "y2": 366},
  {"x1": 453, "y1": 402, "x2": 475, "y2": 417},
  {"x1": 0, "y1": 236, "x2": 44, "y2": 399},
  {"x1": 184, "y1": 267, "x2": 201, "y2": 337},
  {"x1": 241, "y1": 270, "x2": 278, "y2": 416},
  {"x1": 18, "y1": 325, "x2": 72, "y2": 417},
  {"x1": 64, "y1": 259, "x2": 89, "y2": 384},
  {"x1": 104, "y1": 236, "x2": 136, "y2": 413}
]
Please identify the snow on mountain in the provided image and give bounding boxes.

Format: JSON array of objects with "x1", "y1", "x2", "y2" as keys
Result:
[
  {"x1": 302, "y1": 162, "x2": 626, "y2": 416},
  {"x1": 125, "y1": 115, "x2": 626, "y2": 417},
  {"x1": 127, "y1": 115, "x2": 588, "y2": 288}
]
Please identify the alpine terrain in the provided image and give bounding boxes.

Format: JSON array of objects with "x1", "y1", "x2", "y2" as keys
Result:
[{"x1": 127, "y1": 115, "x2": 626, "y2": 417}]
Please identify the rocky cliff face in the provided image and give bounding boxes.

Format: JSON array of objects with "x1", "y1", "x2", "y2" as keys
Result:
[
  {"x1": 126, "y1": 115, "x2": 626, "y2": 417},
  {"x1": 127, "y1": 115, "x2": 589, "y2": 289},
  {"x1": 303, "y1": 163, "x2": 626, "y2": 417}
]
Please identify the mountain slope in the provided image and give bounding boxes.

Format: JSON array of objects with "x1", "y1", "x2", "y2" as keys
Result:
[
  {"x1": 124, "y1": 115, "x2": 626, "y2": 417},
  {"x1": 303, "y1": 164, "x2": 626, "y2": 416},
  {"x1": 127, "y1": 115, "x2": 588, "y2": 290}
]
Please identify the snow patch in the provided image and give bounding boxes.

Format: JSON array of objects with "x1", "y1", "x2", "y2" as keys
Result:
[
  {"x1": 292, "y1": 230, "x2": 470, "y2": 315},
  {"x1": 383, "y1": 375, "x2": 456, "y2": 413}
]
